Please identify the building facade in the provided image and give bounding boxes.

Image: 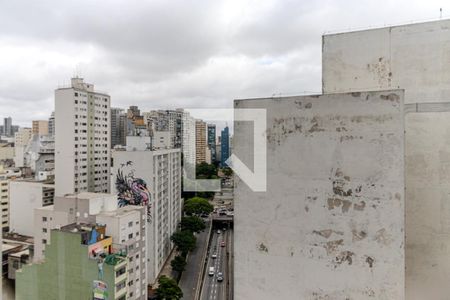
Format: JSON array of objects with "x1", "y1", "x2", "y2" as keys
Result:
[
  {"x1": 16, "y1": 223, "x2": 129, "y2": 300},
  {"x1": 195, "y1": 120, "x2": 207, "y2": 164},
  {"x1": 9, "y1": 180, "x2": 54, "y2": 236},
  {"x1": 111, "y1": 107, "x2": 126, "y2": 148},
  {"x1": 234, "y1": 92, "x2": 405, "y2": 299},
  {"x1": 220, "y1": 126, "x2": 230, "y2": 167},
  {"x1": 207, "y1": 124, "x2": 216, "y2": 162},
  {"x1": 112, "y1": 147, "x2": 182, "y2": 285},
  {"x1": 32, "y1": 120, "x2": 49, "y2": 136},
  {"x1": 55, "y1": 77, "x2": 111, "y2": 196}
]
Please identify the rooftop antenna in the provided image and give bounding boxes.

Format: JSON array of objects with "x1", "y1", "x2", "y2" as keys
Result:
[{"x1": 440, "y1": 8, "x2": 443, "y2": 19}]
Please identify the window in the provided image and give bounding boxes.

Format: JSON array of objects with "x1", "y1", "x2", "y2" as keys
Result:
[
  {"x1": 42, "y1": 239, "x2": 47, "y2": 244},
  {"x1": 42, "y1": 228, "x2": 47, "y2": 233},
  {"x1": 128, "y1": 221, "x2": 133, "y2": 227},
  {"x1": 128, "y1": 233, "x2": 133, "y2": 239},
  {"x1": 42, "y1": 217, "x2": 47, "y2": 222}
]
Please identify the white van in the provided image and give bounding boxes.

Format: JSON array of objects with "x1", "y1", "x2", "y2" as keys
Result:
[{"x1": 209, "y1": 267, "x2": 215, "y2": 276}]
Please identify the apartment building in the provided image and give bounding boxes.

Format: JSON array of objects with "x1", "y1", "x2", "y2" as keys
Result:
[
  {"x1": 48, "y1": 112, "x2": 55, "y2": 137},
  {"x1": 55, "y1": 77, "x2": 110, "y2": 196},
  {"x1": 195, "y1": 120, "x2": 207, "y2": 164},
  {"x1": 0, "y1": 167, "x2": 21, "y2": 231},
  {"x1": 33, "y1": 193, "x2": 147, "y2": 299},
  {"x1": 143, "y1": 109, "x2": 183, "y2": 149},
  {"x1": 112, "y1": 145, "x2": 182, "y2": 284},
  {"x1": 16, "y1": 223, "x2": 129, "y2": 300},
  {"x1": 220, "y1": 126, "x2": 230, "y2": 167},
  {"x1": 97, "y1": 207, "x2": 147, "y2": 299},
  {"x1": 181, "y1": 110, "x2": 196, "y2": 168},
  {"x1": 9, "y1": 179, "x2": 54, "y2": 236},
  {"x1": 32, "y1": 120, "x2": 49, "y2": 136}
]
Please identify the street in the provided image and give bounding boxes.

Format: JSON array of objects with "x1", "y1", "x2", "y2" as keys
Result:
[
  {"x1": 179, "y1": 219, "x2": 211, "y2": 300},
  {"x1": 201, "y1": 228, "x2": 230, "y2": 300}
]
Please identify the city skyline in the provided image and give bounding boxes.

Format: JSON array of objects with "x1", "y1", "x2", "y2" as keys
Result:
[{"x1": 2, "y1": 0, "x2": 450, "y2": 126}]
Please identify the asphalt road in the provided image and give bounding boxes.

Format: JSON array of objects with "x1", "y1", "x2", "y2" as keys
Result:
[
  {"x1": 179, "y1": 219, "x2": 211, "y2": 300},
  {"x1": 201, "y1": 229, "x2": 229, "y2": 300}
]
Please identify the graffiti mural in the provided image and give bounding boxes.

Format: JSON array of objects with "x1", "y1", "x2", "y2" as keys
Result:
[{"x1": 116, "y1": 161, "x2": 152, "y2": 223}]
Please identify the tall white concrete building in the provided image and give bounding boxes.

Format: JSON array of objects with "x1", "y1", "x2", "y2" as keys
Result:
[
  {"x1": 112, "y1": 144, "x2": 182, "y2": 285},
  {"x1": 55, "y1": 78, "x2": 111, "y2": 196}
]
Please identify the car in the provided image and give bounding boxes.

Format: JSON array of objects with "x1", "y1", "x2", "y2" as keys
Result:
[
  {"x1": 212, "y1": 253, "x2": 217, "y2": 259},
  {"x1": 217, "y1": 272, "x2": 223, "y2": 282},
  {"x1": 221, "y1": 241, "x2": 225, "y2": 247},
  {"x1": 217, "y1": 230, "x2": 221, "y2": 234}
]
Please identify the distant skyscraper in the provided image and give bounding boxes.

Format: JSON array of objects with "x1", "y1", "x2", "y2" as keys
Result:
[
  {"x1": 55, "y1": 77, "x2": 110, "y2": 196},
  {"x1": 4, "y1": 117, "x2": 12, "y2": 137},
  {"x1": 207, "y1": 124, "x2": 216, "y2": 162},
  {"x1": 221, "y1": 126, "x2": 230, "y2": 167},
  {"x1": 110, "y1": 107, "x2": 126, "y2": 148},
  {"x1": 195, "y1": 120, "x2": 207, "y2": 164},
  {"x1": 48, "y1": 111, "x2": 55, "y2": 137}
]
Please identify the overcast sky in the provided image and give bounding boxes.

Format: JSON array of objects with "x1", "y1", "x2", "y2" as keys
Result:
[{"x1": 1, "y1": 0, "x2": 449, "y2": 126}]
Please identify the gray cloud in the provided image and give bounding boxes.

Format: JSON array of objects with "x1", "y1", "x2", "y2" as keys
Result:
[{"x1": 0, "y1": 0, "x2": 448, "y2": 125}]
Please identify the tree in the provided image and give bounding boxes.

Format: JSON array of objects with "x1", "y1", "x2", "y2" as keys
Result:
[
  {"x1": 184, "y1": 197, "x2": 213, "y2": 216},
  {"x1": 180, "y1": 216, "x2": 206, "y2": 233},
  {"x1": 222, "y1": 167, "x2": 233, "y2": 177},
  {"x1": 196, "y1": 162, "x2": 218, "y2": 179},
  {"x1": 170, "y1": 255, "x2": 187, "y2": 273},
  {"x1": 171, "y1": 230, "x2": 196, "y2": 255},
  {"x1": 156, "y1": 275, "x2": 183, "y2": 300}
]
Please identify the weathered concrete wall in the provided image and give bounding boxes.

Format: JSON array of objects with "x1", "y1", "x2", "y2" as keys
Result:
[
  {"x1": 405, "y1": 112, "x2": 450, "y2": 300},
  {"x1": 234, "y1": 90, "x2": 405, "y2": 300},
  {"x1": 322, "y1": 20, "x2": 450, "y2": 299},
  {"x1": 323, "y1": 19, "x2": 450, "y2": 103}
]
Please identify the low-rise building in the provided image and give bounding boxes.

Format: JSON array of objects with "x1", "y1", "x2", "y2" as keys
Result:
[{"x1": 16, "y1": 223, "x2": 129, "y2": 300}]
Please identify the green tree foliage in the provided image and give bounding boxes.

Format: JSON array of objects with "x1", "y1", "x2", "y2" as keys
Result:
[
  {"x1": 184, "y1": 197, "x2": 213, "y2": 216},
  {"x1": 170, "y1": 230, "x2": 196, "y2": 255},
  {"x1": 156, "y1": 275, "x2": 183, "y2": 300},
  {"x1": 222, "y1": 167, "x2": 233, "y2": 177},
  {"x1": 170, "y1": 255, "x2": 187, "y2": 273},
  {"x1": 196, "y1": 162, "x2": 218, "y2": 179},
  {"x1": 180, "y1": 216, "x2": 206, "y2": 233}
]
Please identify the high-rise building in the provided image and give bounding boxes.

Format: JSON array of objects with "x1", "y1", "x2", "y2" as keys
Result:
[
  {"x1": 17, "y1": 223, "x2": 130, "y2": 300},
  {"x1": 112, "y1": 144, "x2": 182, "y2": 285},
  {"x1": 4, "y1": 117, "x2": 12, "y2": 137},
  {"x1": 181, "y1": 110, "x2": 196, "y2": 168},
  {"x1": 32, "y1": 120, "x2": 49, "y2": 136},
  {"x1": 220, "y1": 126, "x2": 230, "y2": 167},
  {"x1": 48, "y1": 112, "x2": 55, "y2": 137},
  {"x1": 207, "y1": 124, "x2": 216, "y2": 162},
  {"x1": 111, "y1": 107, "x2": 126, "y2": 148},
  {"x1": 195, "y1": 120, "x2": 207, "y2": 164},
  {"x1": 54, "y1": 78, "x2": 111, "y2": 196}
]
